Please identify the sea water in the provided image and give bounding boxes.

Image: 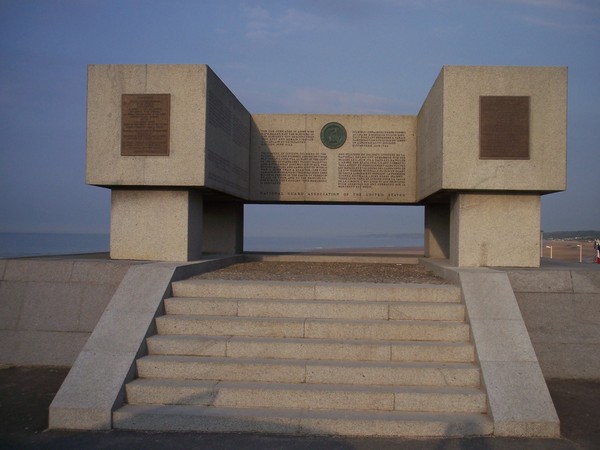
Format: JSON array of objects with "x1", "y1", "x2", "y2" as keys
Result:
[
  {"x1": 0, "y1": 233, "x2": 110, "y2": 258},
  {"x1": 0, "y1": 232, "x2": 424, "y2": 258},
  {"x1": 244, "y1": 234, "x2": 423, "y2": 252}
]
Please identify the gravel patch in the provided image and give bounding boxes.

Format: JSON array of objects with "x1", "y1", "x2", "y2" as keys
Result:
[{"x1": 194, "y1": 261, "x2": 447, "y2": 284}]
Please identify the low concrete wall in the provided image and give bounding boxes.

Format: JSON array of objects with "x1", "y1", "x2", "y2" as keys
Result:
[
  {"x1": 3, "y1": 255, "x2": 599, "y2": 381},
  {"x1": 0, "y1": 256, "x2": 144, "y2": 366},
  {"x1": 507, "y1": 267, "x2": 600, "y2": 380}
]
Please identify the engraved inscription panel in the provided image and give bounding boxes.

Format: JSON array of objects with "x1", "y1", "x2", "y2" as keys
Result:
[
  {"x1": 121, "y1": 94, "x2": 170, "y2": 156},
  {"x1": 250, "y1": 115, "x2": 417, "y2": 203},
  {"x1": 480, "y1": 96, "x2": 529, "y2": 160}
]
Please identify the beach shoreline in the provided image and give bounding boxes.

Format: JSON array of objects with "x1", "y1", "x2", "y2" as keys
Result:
[{"x1": 543, "y1": 239, "x2": 599, "y2": 264}]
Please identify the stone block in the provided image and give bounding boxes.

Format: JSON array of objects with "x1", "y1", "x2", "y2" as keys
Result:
[
  {"x1": 571, "y1": 271, "x2": 600, "y2": 293},
  {"x1": 125, "y1": 379, "x2": 218, "y2": 405},
  {"x1": 70, "y1": 260, "x2": 137, "y2": 285},
  {"x1": 165, "y1": 298, "x2": 239, "y2": 316},
  {"x1": 113, "y1": 404, "x2": 302, "y2": 434},
  {"x1": 202, "y1": 200, "x2": 244, "y2": 254},
  {"x1": 50, "y1": 349, "x2": 137, "y2": 429},
  {"x1": 172, "y1": 279, "x2": 317, "y2": 300},
  {"x1": 450, "y1": 193, "x2": 541, "y2": 267},
  {"x1": 416, "y1": 69, "x2": 444, "y2": 200},
  {"x1": 49, "y1": 260, "x2": 214, "y2": 430},
  {"x1": 575, "y1": 294, "x2": 600, "y2": 325},
  {"x1": 532, "y1": 342, "x2": 600, "y2": 379},
  {"x1": 516, "y1": 292, "x2": 600, "y2": 344},
  {"x1": 77, "y1": 283, "x2": 120, "y2": 332},
  {"x1": 0, "y1": 330, "x2": 88, "y2": 366},
  {"x1": 86, "y1": 65, "x2": 250, "y2": 197},
  {"x1": 212, "y1": 383, "x2": 395, "y2": 412},
  {"x1": 3, "y1": 260, "x2": 74, "y2": 282},
  {"x1": 156, "y1": 315, "x2": 305, "y2": 338},
  {"x1": 136, "y1": 355, "x2": 306, "y2": 383},
  {"x1": 110, "y1": 189, "x2": 204, "y2": 261},
  {"x1": 0, "y1": 259, "x2": 7, "y2": 278},
  {"x1": 418, "y1": 66, "x2": 567, "y2": 199},
  {"x1": 507, "y1": 270, "x2": 573, "y2": 292},
  {"x1": 84, "y1": 309, "x2": 158, "y2": 353},
  {"x1": 0, "y1": 281, "x2": 26, "y2": 330},
  {"x1": 480, "y1": 361, "x2": 559, "y2": 437},
  {"x1": 389, "y1": 302, "x2": 464, "y2": 321},
  {"x1": 470, "y1": 320, "x2": 538, "y2": 362},
  {"x1": 304, "y1": 319, "x2": 469, "y2": 341},
  {"x1": 390, "y1": 342, "x2": 474, "y2": 363},
  {"x1": 237, "y1": 299, "x2": 388, "y2": 320},
  {"x1": 226, "y1": 336, "x2": 391, "y2": 362},
  {"x1": 424, "y1": 203, "x2": 450, "y2": 259},
  {"x1": 249, "y1": 114, "x2": 417, "y2": 203},
  {"x1": 305, "y1": 361, "x2": 480, "y2": 387},
  {"x1": 18, "y1": 282, "x2": 84, "y2": 332},
  {"x1": 147, "y1": 335, "x2": 228, "y2": 357},
  {"x1": 394, "y1": 386, "x2": 486, "y2": 413},
  {"x1": 460, "y1": 271, "x2": 523, "y2": 319},
  {"x1": 516, "y1": 292, "x2": 573, "y2": 329},
  {"x1": 104, "y1": 263, "x2": 180, "y2": 313}
]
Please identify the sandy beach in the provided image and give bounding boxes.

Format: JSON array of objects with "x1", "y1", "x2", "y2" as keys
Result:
[{"x1": 543, "y1": 239, "x2": 599, "y2": 264}]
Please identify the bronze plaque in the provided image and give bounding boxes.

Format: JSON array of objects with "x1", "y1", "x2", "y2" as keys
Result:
[
  {"x1": 480, "y1": 96, "x2": 529, "y2": 160},
  {"x1": 121, "y1": 94, "x2": 170, "y2": 156}
]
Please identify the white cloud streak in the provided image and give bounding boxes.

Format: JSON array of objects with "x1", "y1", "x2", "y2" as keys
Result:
[
  {"x1": 500, "y1": 0, "x2": 600, "y2": 13},
  {"x1": 244, "y1": 5, "x2": 329, "y2": 40}
]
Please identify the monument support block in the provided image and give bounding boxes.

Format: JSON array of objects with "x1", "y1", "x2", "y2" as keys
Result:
[
  {"x1": 203, "y1": 200, "x2": 244, "y2": 254},
  {"x1": 449, "y1": 193, "x2": 541, "y2": 267},
  {"x1": 424, "y1": 203, "x2": 450, "y2": 259},
  {"x1": 110, "y1": 189, "x2": 204, "y2": 262}
]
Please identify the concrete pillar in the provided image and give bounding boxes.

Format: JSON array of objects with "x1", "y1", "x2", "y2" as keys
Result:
[
  {"x1": 424, "y1": 203, "x2": 450, "y2": 259},
  {"x1": 110, "y1": 189, "x2": 203, "y2": 261},
  {"x1": 202, "y1": 200, "x2": 244, "y2": 254},
  {"x1": 449, "y1": 193, "x2": 541, "y2": 267}
]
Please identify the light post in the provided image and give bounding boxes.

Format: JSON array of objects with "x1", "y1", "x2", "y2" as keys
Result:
[
  {"x1": 577, "y1": 244, "x2": 582, "y2": 263},
  {"x1": 546, "y1": 245, "x2": 553, "y2": 259}
]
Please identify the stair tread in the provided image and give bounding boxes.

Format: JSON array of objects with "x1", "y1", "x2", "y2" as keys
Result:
[
  {"x1": 171, "y1": 280, "x2": 462, "y2": 304},
  {"x1": 165, "y1": 297, "x2": 463, "y2": 306},
  {"x1": 148, "y1": 334, "x2": 474, "y2": 346},
  {"x1": 115, "y1": 403, "x2": 490, "y2": 421},
  {"x1": 138, "y1": 354, "x2": 479, "y2": 368},
  {"x1": 128, "y1": 377, "x2": 485, "y2": 394},
  {"x1": 157, "y1": 315, "x2": 467, "y2": 325}
]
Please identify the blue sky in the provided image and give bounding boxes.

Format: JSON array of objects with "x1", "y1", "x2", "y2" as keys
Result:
[{"x1": 0, "y1": 0, "x2": 599, "y2": 238}]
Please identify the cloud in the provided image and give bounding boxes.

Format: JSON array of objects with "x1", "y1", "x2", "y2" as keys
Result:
[
  {"x1": 243, "y1": 5, "x2": 330, "y2": 40},
  {"x1": 500, "y1": 0, "x2": 600, "y2": 13},
  {"x1": 280, "y1": 88, "x2": 416, "y2": 114}
]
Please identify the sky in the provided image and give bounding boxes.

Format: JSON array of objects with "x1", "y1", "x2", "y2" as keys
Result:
[{"x1": 0, "y1": 0, "x2": 599, "y2": 240}]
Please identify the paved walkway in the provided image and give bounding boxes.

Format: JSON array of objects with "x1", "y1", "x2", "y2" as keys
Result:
[{"x1": 0, "y1": 367, "x2": 598, "y2": 449}]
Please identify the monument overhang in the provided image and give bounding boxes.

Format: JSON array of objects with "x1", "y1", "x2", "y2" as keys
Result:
[{"x1": 85, "y1": 64, "x2": 567, "y2": 266}]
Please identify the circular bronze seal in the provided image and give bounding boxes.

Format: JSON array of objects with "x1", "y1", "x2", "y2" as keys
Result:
[{"x1": 320, "y1": 122, "x2": 347, "y2": 149}]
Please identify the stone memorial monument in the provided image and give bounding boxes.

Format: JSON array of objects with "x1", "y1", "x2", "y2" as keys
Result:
[{"x1": 86, "y1": 64, "x2": 567, "y2": 267}]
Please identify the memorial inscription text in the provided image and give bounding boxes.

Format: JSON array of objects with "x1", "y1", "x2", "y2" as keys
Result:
[
  {"x1": 338, "y1": 153, "x2": 406, "y2": 188},
  {"x1": 260, "y1": 152, "x2": 327, "y2": 184},
  {"x1": 121, "y1": 94, "x2": 170, "y2": 156}
]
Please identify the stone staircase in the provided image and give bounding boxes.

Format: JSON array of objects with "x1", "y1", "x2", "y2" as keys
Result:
[{"x1": 112, "y1": 279, "x2": 493, "y2": 437}]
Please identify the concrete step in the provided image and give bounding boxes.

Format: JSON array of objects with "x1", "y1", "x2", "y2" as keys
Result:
[
  {"x1": 147, "y1": 335, "x2": 476, "y2": 362},
  {"x1": 155, "y1": 315, "x2": 470, "y2": 341},
  {"x1": 164, "y1": 297, "x2": 466, "y2": 321},
  {"x1": 126, "y1": 379, "x2": 487, "y2": 413},
  {"x1": 171, "y1": 279, "x2": 462, "y2": 303},
  {"x1": 136, "y1": 355, "x2": 481, "y2": 387},
  {"x1": 113, "y1": 404, "x2": 493, "y2": 437}
]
